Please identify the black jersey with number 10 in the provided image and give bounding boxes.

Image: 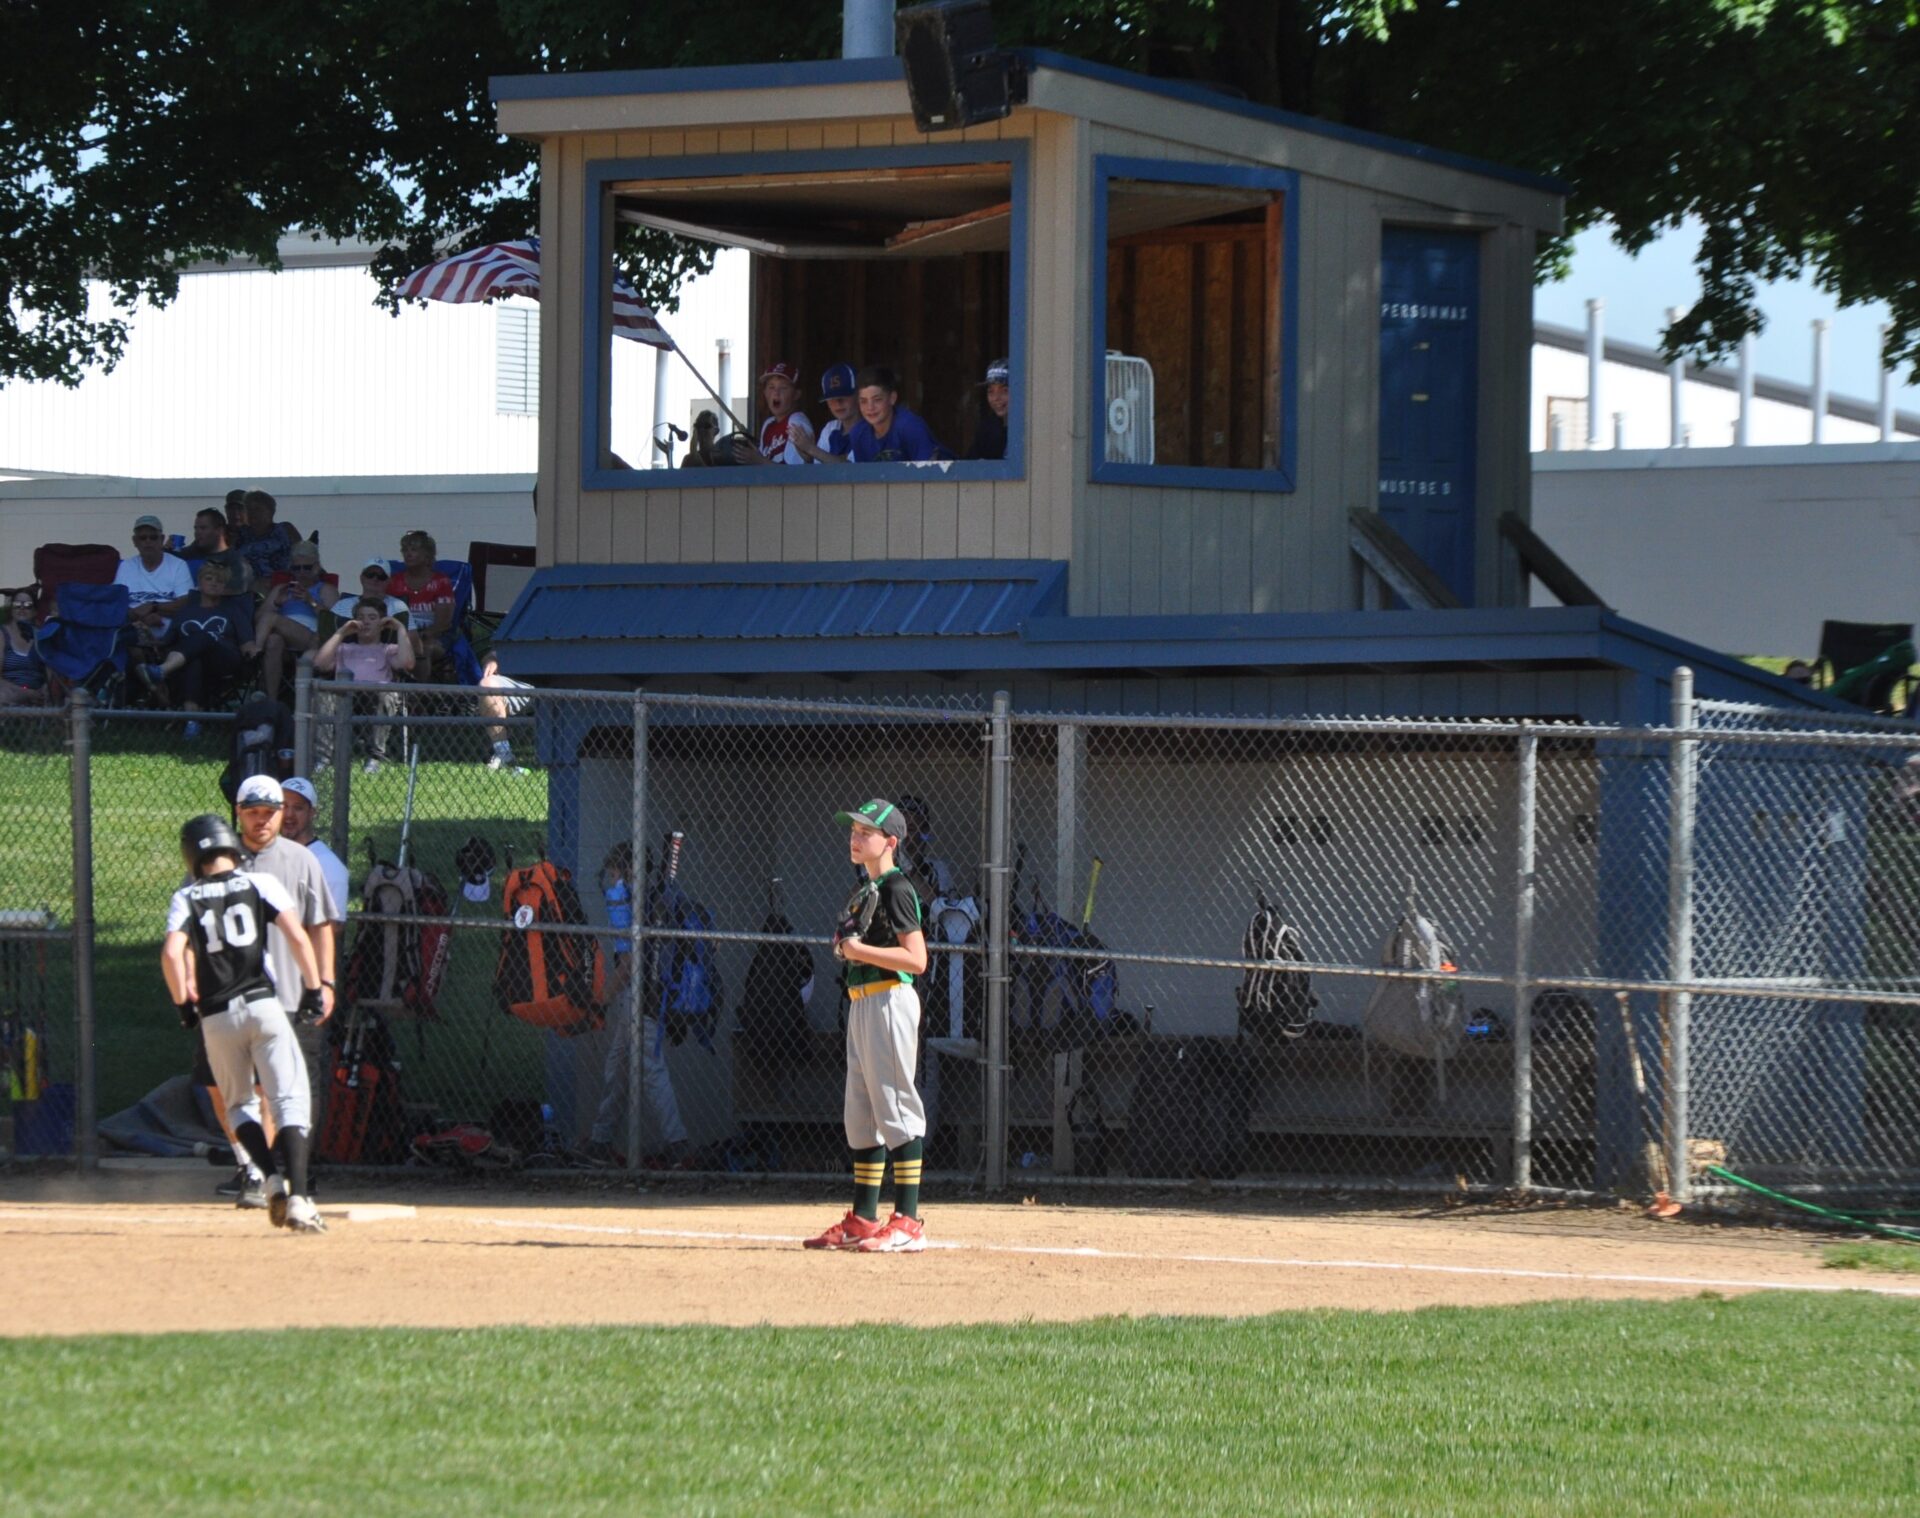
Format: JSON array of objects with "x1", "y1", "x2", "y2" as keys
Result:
[{"x1": 166, "y1": 871, "x2": 295, "y2": 1008}]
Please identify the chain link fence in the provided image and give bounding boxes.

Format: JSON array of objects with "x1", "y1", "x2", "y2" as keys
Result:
[{"x1": 11, "y1": 671, "x2": 1920, "y2": 1207}]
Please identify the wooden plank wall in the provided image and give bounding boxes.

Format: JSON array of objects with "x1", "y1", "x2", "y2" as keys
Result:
[
  {"x1": 751, "y1": 252, "x2": 1010, "y2": 462},
  {"x1": 542, "y1": 114, "x2": 1046, "y2": 571}
]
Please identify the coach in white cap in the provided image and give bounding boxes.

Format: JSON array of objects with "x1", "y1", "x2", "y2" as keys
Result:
[
  {"x1": 280, "y1": 777, "x2": 350, "y2": 922},
  {"x1": 234, "y1": 774, "x2": 339, "y2": 1125}
]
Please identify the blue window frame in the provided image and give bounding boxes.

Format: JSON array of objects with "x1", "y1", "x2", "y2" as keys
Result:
[
  {"x1": 582, "y1": 142, "x2": 1028, "y2": 492},
  {"x1": 1090, "y1": 156, "x2": 1299, "y2": 492}
]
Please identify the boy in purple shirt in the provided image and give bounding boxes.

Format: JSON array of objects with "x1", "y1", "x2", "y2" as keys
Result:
[{"x1": 840, "y1": 367, "x2": 950, "y2": 464}]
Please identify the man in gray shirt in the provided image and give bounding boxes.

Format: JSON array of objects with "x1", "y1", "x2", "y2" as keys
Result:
[{"x1": 233, "y1": 775, "x2": 339, "y2": 1126}]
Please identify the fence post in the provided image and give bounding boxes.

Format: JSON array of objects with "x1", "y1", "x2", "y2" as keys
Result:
[
  {"x1": 1511, "y1": 727, "x2": 1537, "y2": 1191},
  {"x1": 328, "y1": 688, "x2": 352, "y2": 862},
  {"x1": 983, "y1": 690, "x2": 1013, "y2": 1189},
  {"x1": 292, "y1": 652, "x2": 314, "y2": 777},
  {"x1": 68, "y1": 688, "x2": 97, "y2": 1172},
  {"x1": 627, "y1": 692, "x2": 648, "y2": 1172},
  {"x1": 1666, "y1": 667, "x2": 1697, "y2": 1202}
]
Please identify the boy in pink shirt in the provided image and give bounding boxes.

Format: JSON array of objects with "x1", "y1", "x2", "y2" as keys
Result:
[{"x1": 313, "y1": 597, "x2": 415, "y2": 774}]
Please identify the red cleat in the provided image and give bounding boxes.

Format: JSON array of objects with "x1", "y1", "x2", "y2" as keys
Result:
[
  {"x1": 857, "y1": 1213, "x2": 926, "y2": 1253},
  {"x1": 803, "y1": 1210, "x2": 886, "y2": 1250}
]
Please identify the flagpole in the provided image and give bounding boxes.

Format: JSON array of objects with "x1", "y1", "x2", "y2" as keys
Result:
[{"x1": 665, "y1": 338, "x2": 751, "y2": 436}]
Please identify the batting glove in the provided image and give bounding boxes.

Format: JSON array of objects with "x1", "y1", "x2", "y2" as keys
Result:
[
  {"x1": 295, "y1": 987, "x2": 327, "y2": 1026},
  {"x1": 175, "y1": 999, "x2": 200, "y2": 1029}
]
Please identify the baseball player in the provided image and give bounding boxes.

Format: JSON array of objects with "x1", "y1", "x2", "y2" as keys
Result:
[
  {"x1": 161, "y1": 814, "x2": 329, "y2": 1234},
  {"x1": 804, "y1": 799, "x2": 931, "y2": 1253}
]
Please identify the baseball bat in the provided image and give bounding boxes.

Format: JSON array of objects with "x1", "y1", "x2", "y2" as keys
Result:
[
  {"x1": 1081, "y1": 856, "x2": 1104, "y2": 930},
  {"x1": 1614, "y1": 990, "x2": 1668, "y2": 1195},
  {"x1": 666, "y1": 829, "x2": 684, "y2": 882}
]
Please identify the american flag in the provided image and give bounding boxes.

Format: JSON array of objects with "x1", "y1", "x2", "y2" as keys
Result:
[{"x1": 395, "y1": 237, "x2": 672, "y2": 348}]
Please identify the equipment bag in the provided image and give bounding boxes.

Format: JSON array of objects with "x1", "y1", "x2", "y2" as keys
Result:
[
  {"x1": 343, "y1": 861, "x2": 452, "y2": 1015},
  {"x1": 495, "y1": 860, "x2": 606, "y2": 1034},
  {"x1": 646, "y1": 880, "x2": 721, "y2": 1050},
  {"x1": 1015, "y1": 901, "x2": 1118, "y2": 1039},
  {"x1": 924, "y1": 891, "x2": 983, "y2": 1041},
  {"x1": 317, "y1": 1014, "x2": 407, "y2": 1164},
  {"x1": 736, "y1": 908, "x2": 815, "y2": 1046},
  {"x1": 1359, "y1": 909, "x2": 1466, "y2": 1060},
  {"x1": 1236, "y1": 895, "x2": 1318, "y2": 1045}
]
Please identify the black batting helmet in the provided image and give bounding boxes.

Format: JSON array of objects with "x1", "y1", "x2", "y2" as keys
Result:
[{"x1": 180, "y1": 814, "x2": 245, "y2": 876}]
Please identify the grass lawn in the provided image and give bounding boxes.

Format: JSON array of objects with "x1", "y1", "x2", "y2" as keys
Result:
[
  {"x1": 1825, "y1": 1241, "x2": 1920, "y2": 1275},
  {"x1": 3, "y1": 1293, "x2": 1918, "y2": 1515},
  {"x1": 0, "y1": 720, "x2": 556, "y2": 1122}
]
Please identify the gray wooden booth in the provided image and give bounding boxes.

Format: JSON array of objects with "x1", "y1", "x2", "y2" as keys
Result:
[{"x1": 493, "y1": 50, "x2": 1562, "y2": 615}]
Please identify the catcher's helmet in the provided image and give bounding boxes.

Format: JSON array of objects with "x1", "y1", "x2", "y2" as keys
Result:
[{"x1": 180, "y1": 814, "x2": 245, "y2": 876}]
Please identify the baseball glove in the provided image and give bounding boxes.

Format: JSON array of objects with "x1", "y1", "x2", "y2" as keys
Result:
[{"x1": 834, "y1": 877, "x2": 882, "y2": 956}]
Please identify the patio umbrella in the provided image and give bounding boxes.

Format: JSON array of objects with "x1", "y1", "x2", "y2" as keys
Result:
[{"x1": 397, "y1": 238, "x2": 747, "y2": 435}]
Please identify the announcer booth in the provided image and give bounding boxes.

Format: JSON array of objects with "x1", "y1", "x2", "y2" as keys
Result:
[{"x1": 486, "y1": 40, "x2": 1853, "y2": 1187}]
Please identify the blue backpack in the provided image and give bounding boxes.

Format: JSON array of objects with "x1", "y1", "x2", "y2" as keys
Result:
[{"x1": 646, "y1": 880, "x2": 721, "y2": 1052}]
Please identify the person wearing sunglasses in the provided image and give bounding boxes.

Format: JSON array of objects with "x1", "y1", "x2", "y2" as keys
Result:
[
  {"x1": 114, "y1": 513, "x2": 195, "y2": 645},
  {"x1": 356, "y1": 560, "x2": 411, "y2": 624},
  {"x1": 0, "y1": 589, "x2": 47, "y2": 706},
  {"x1": 253, "y1": 541, "x2": 342, "y2": 702}
]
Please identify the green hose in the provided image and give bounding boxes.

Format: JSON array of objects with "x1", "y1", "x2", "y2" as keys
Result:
[{"x1": 1706, "y1": 1164, "x2": 1920, "y2": 1243}]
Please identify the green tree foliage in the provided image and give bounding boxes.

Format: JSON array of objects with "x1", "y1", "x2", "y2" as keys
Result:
[{"x1": 3, "y1": 1, "x2": 1916, "y2": 386}]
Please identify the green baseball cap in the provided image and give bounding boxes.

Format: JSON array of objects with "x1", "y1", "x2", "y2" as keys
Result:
[{"x1": 834, "y1": 798, "x2": 907, "y2": 840}]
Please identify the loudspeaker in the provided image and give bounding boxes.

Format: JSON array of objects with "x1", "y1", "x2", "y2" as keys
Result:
[{"x1": 896, "y1": 0, "x2": 1022, "y2": 133}]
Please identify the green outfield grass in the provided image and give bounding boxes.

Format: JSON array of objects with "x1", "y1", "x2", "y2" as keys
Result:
[
  {"x1": 3, "y1": 1294, "x2": 1918, "y2": 1516},
  {"x1": 0, "y1": 723, "x2": 555, "y2": 1121}
]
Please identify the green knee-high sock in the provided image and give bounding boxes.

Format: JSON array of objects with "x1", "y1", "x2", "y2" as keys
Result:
[
  {"x1": 889, "y1": 1136, "x2": 923, "y2": 1221},
  {"x1": 852, "y1": 1145, "x2": 887, "y2": 1221}
]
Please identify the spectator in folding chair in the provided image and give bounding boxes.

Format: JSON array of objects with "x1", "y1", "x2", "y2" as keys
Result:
[
  {"x1": 115, "y1": 514, "x2": 196, "y2": 655},
  {"x1": 186, "y1": 505, "x2": 253, "y2": 597},
  {"x1": 478, "y1": 651, "x2": 533, "y2": 773},
  {"x1": 312, "y1": 596, "x2": 414, "y2": 775},
  {"x1": 254, "y1": 541, "x2": 342, "y2": 701},
  {"x1": 394, "y1": 530, "x2": 457, "y2": 681},
  {"x1": 236, "y1": 489, "x2": 302, "y2": 584},
  {"x1": 0, "y1": 588, "x2": 48, "y2": 706},
  {"x1": 356, "y1": 559, "x2": 410, "y2": 623},
  {"x1": 134, "y1": 559, "x2": 257, "y2": 734}
]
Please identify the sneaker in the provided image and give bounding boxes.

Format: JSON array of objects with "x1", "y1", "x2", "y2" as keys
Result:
[
  {"x1": 230, "y1": 1168, "x2": 268, "y2": 1210},
  {"x1": 266, "y1": 1174, "x2": 290, "y2": 1229},
  {"x1": 857, "y1": 1213, "x2": 927, "y2": 1254},
  {"x1": 217, "y1": 1164, "x2": 264, "y2": 1202},
  {"x1": 131, "y1": 660, "x2": 161, "y2": 701},
  {"x1": 803, "y1": 1210, "x2": 887, "y2": 1251},
  {"x1": 182, "y1": 720, "x2": 202, "y2": 740},
  {"x1": 581, "y1": 1139, "x2": 623, "y2": 1169},
  {"x1": 362, "y1": 758, "x2": 381, "y2": 776},
  {"x1": 284, "y1": 1195, "x2": 327, "y2": 1234}
]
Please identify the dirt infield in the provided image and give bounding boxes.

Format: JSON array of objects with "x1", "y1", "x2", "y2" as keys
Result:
[{"x1": 4, "y1": 1165, "x2": 1916, "y2": 1338}]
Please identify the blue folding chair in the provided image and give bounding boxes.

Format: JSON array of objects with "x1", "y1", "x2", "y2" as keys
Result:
[{"x1": 36, "y1": 582, "x2": 133, "y2": 701}]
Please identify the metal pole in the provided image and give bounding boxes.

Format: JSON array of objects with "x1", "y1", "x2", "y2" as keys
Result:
[
  {"x1": 292, "y1": 652, "x2": 314, "y2": 777},
  {"x1": 716, "y1": 338, "x2": 733, "y2": 432},
  {"x1": 1585, "y1": 298, "x2": 1604, "y2": 448},
  {"x1": 651, "y1": 345, "x2": 672, "y2": 467},
  {"x1": 1666, "y1": 667, "x2": 1697, "y2": 1202},
  {"x1": 842, "y1": 0, "x2": 894, "y2": 58},
  {"x1": 68, "y1": 688, "x2": 97, "y2": 1172},
  {"x1": 329, "y1": 691, "x2": 352, "y2": 862},
  {"x1": 626, "y1": 693, "x2": 648, "y2": 1172},
  {"x1": 1735, "y1": 333, "x2": 1755, "y2": 446},
  {"x1": 1666, "y1": 307, "x2": 1685, "y2": 448},
  {"x1": 1612, "y1": 412, "x2": 1626, "y2": 451},
  {"x1": 1810, "y1": 319, "x2": 1829, "y2": 444},
  {"x1": 1511, "y1": 729, "x2": 1538, "y2": 1191},
  {"x1": 1547, "y1": 414, "x2": 1565, "y2": 453},
  {"x1": 1880, "y1": 325, "x2": 1897, "y2": 441},
  {"x1": 984, "y1": 690, "x2": 1013, "y2": 1189}
]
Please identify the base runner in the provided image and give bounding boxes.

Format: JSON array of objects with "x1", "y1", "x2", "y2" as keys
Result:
[
  {"x1": 805, "y1": 799, "x2": 931, "y2": 1253},
  {"x1": 161, "y1": 814, "x2": 329, "y2": 1234}
]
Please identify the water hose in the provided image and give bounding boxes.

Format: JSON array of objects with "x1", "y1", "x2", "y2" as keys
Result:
[{"x1": 1706, "y1": 1164, "x2": 1920, "y2": 1243}]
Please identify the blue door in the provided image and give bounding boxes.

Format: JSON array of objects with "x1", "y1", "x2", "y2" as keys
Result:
[{"x1": 1379, "y1": 229, "x2": 1479, "y2": 604}]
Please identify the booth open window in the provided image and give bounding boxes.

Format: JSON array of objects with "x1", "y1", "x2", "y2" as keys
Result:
[
  {"x1": 1091, "y1": 157, "x2": 1298, "y2": 491},
  {"x1": 584, "y1": 144, "x2": 1027, "y2": 490}
]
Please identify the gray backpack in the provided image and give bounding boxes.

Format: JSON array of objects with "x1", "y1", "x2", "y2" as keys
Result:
[{"x1": 1360, "y1": 910, "x2": 1465, "y2": 1060}]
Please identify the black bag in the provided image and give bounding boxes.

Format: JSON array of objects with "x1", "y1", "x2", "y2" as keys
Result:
[
  {"x1": 1236, "y1": 893, "x2": 1317, "y2": 1046},
  {"x1": 736, "y1": 909, "x2": 815, "y2": 1045},
  {"x1": 219, "y1": 694, "x2": 293, "y2": 804},
  {"x1": 1126, "y1": 1037, "x2": 1249, "y2": 1180}
]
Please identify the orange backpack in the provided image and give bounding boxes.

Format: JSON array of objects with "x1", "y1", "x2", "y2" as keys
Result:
[{"x1": 493, "y1": 860, "x2": 606, "y2": 1034}]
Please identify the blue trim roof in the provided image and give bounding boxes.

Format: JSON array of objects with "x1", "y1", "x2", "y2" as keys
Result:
[
  {"x1": 490, "y1": 560, "x2": 1835, "y2": 714},
  {"x1": 490, "y1": 51, "x2": 1563, "y2": 199}
]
